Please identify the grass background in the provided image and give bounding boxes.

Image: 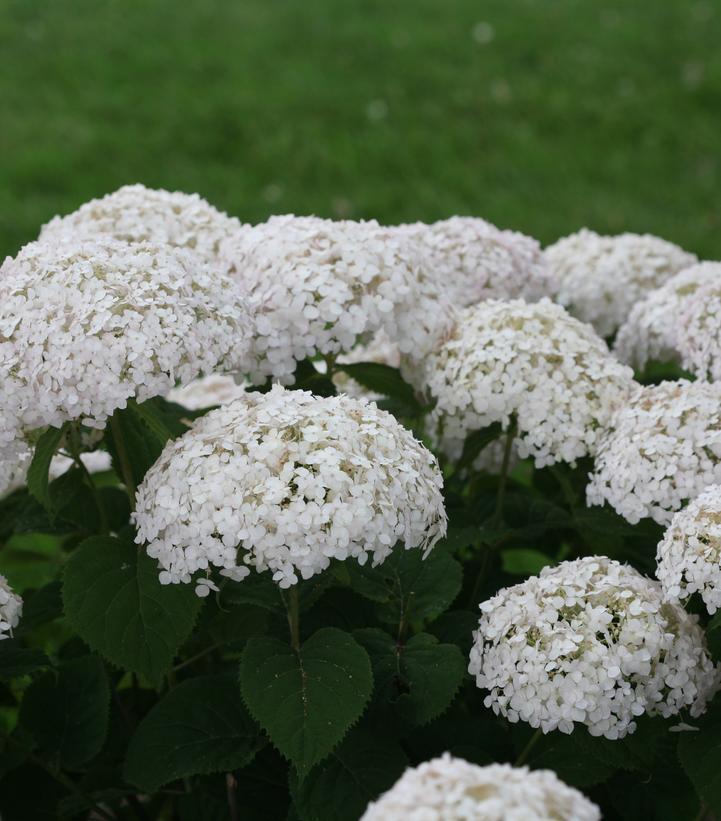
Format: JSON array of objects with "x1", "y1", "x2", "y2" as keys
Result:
[{"x1": 0, "y1": 0, "x2": 719, "y2": 260}]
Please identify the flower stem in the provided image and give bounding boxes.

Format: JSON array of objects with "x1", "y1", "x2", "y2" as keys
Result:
[
  {"x1": 491, "y1": 419, "x2": 516, "y2": 527},
  {"x1": 287, "y1": 587, "x2": 301, "y2": 652},
  {"x1": 514, "y1": 728, "x2": 543, "y2": 766},
  {"x1": 110, "y1": 413, "x2": 136, "y2": 509}
]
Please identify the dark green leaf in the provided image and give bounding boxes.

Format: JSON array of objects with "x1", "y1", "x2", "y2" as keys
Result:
[
  {"x1": 16, "y1": 580, "x2": 63, "y2": 634},
  {"x1": 19, "y1": 655, "x2": 109, "y2": 768},
  {"x1": 124, "y1": 674, "x2": 262, "y2": 792},
  {"x1": 26, "y1": 426, "x2": 66, "y2": 511},
  {"x1": 240, "y1": 627, "x2": 373, "y2": 778},
  {"x1": 335, "y1": 363, "x2": 421, "y2": 412},
  {"x1": 500, "y1": 548, "x2": 553, "y2": 576},
  {"x1": 292, "y1": 727, "x2": 408, "y2": 821},
  {"x1": 427, "y1": 610, "x2": 479, "y2": 656},
  {"x1": 458, "y1": 422, "x2": 503, "y2": 470},
  {"x1": 678, "y1": 697, "x2": 721, "y2": 816},
  {"x1": 354, "y1": 629, "x2": 464, "y2": 726},
  {"x1": 63, "y1": 536, "x2": 202, "y2": 684},
  {"x1": 0, "y1": 640, "x2": 50, "y2": 680}
]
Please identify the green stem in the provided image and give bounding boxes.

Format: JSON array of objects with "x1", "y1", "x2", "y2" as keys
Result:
[
  {"x1": 491, "y1": 419, "x2": 516, "y2": 527},
  {"x1": 514, "y1": 728, "x2": 543, "y2": 766},
  {"x1": 66, "y1": 431, "x2": 109, "y2": 534},
  {"x1": 110, "y1": 414, "x2": 136, "y2": 509},
  {"x1": 172, "y1": 643, "x2": 222, "y2": 673},
  {"x1": 693, "y1": 803, "x2": 707, "y2": 821},
  {"x1": 287, "y1": 587, "x2": 300, "y2": 652},
  {"x1": 323, "y1": 353, "x2": 337, "y2": 378}
]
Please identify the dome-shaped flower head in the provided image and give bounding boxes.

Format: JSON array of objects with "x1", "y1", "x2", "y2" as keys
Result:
[
  {"x1": 587, "y1": 380, "x2": 721, "y2": 524},
  {"x1": 413, "y1": 298, "x2": 635, "y2": 468},
  {"x1": 546, "y1": 229, "x2": 697, "y2": 337},
  {"x1": 220, "y1": 214, "x2": 454, "y2": 384},
  {"x1": 656, "y1": 485, "x2": 721, "y2": 614},
  {"x1": 40, "y1": 184, "x2": 244, "y2": 265},
  {"x1": 394, "y1": 216, "x2": 556, "y2": 308},
  {"x1": 166, "y1": 373, "x2": 247, "y2": 411},
  {"x1": 469, "y1": 556, "x2": 719, "y2": 740},
  {"x1": 677, "y1": 277, "x2": 721, "y2": 382},
  {"x1": 614, "y1": 263, "x2": 721, "y2": 371},
  {"x1": 134, "y1": 385, "x2": 447, "y2": 594},
  {"x1": 0, "y1": 575, "x2": 22, "y2": 640},
  {"x1": 0, "y1": 238, "x2": 255, "y2": 485},
  {"x1": 360, "y1": 754, "x2": 600, "y2": 821}
]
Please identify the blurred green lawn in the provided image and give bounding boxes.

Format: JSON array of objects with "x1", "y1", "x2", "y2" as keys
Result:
[{"x1": 1, "y1": 0, "x2": 719, "y2": 260}]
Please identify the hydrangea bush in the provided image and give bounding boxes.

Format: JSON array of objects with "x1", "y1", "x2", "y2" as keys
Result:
[{"x1": 2, "y1": 191, "x2": 721, "y2": 821}]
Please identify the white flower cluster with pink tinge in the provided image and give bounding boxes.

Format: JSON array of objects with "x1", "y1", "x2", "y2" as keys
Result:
[
  {"x1": 412, "y1": 298, "x2": 635, "y2": 468},
  {"x1": 40, "y1": 184, "x2": 244, "y2": 265},
  {"x1": 469, "y1": 557, "x2": 719, "y2": 740},
  {"x1": 0, "y1": 575, "x2": 22, "y2": 640},
  {"x1": 657, "y1": 484, "x2": 721, "y2": 615},
  {"x1": 394, "y1": 216, "x2": 556, "y2": 307},
  {"x1": 360, "y1": 754, "x2": 600, "y2": 821},
  {"x1": 134, "y1": 385, "x2": 447, "y2": 595},
  {"x1": 587, "y1": 380, "x2": 721, "y2": 525},
  {"x1": 220, "y1": 214, "x2": 454, "y2": 384},
  {"x1": 545, "y1": 228, "x2": 697, "y2": 337},
  {"x1": 0, "y1": 238, "x2": 254, "y2": 495}
]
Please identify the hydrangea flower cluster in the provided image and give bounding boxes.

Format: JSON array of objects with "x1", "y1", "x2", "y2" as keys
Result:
[
  {"x1": 545, "y1": 229, "x2": 697, "y2": 337},
  {"x1": 587, "y1": 380, "x2": 721, "y2": 524},
  {"x1": 40, "y1": 184, "x2": 244, "y2": 265},
  {"x1": 0, "y1": 575, "x2": 22, "y2": 640},
  {"x1": 395, "y1": 216, "x2": 556, "y2": 308},
  {"x1": 414, "y1": 298, "x2": 635, "y2": 467},
  {"x1": 166, "y1": 373, "x2": 247, "y2": 411},
  {"x1": 0, "y1": 238, "x2": 255, "y2": 485},
  {"x1": 677, "y1": 277, "x2": 721, "y2": 382},
  {"x1": 360, "y1": 754, "x2": 600, "y2": 821},
  {"x1": 656, "y1": 485, "x2": 721, "y2": 614},
  {"x1": 469, "y1": 557, "x2": 719, "y2": 739},
  {"x1": 134, "y1": 385, "x2": 447, "y2": 593},
  {"x1": 220, "y1": 214, "x2": 453, "y2": 384},
  {"x1": 614, "y1": 263, "x2": 721, "y2": 371}
]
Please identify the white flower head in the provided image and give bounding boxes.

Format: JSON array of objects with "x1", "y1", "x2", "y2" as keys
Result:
[
  {"x1": 134, "y1": 385, "x2": 447, "y2": 592},
  {"x1": 40, "y1": 184, "x2": 244, "y2": 265},
  {"x1": 469, "y1": 556, "x2": 720, "y2": 740},
  {"x1": 546, "y1": 229, "x2": 697, "y2": 337},
  {"x1": 360, "y1": 754, "x2": 600, "y2": 821},
  {"x1": 657, "y1": 484, "x2": 721, "y2": 614},
  {"x1": 614, "y1": 263, "x2": 721, "y2": 371},
  {"x1": 0, "y1": 575, "x2": 22, "y2": 640},
  {"x1": 0, "y1": 238, "x2": 255, "y2": 487},
  {"x1": 413, "y1": 298, "x2": 635, "y2": 468},
  {"x1": 166, "y1": 373, "x2": 247, "y2": 411},
  {"x1": 677, "y1": 276, "x2": 721, "y2": 382},
  {"x1": 220, "y1": 214, "x2": 454, "y2": 384},
  {"x1": 394, "y1": 216, "x2": 556, "y2": 308},
  {"x1": 587, "y1": 380, "x2": 721, "y2": 525}
]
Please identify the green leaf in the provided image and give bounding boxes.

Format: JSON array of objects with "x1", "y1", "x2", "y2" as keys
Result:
[
  {"x1": 353, "y1": 629, "x2": 465, "y2": 726},
  {"x1": 26, "y1": 426, "x2": 66, "y2": 511},
  {"x1": 124, "y1": 674, "x2": 262, "y2": 792},
  {"x1": 458, "y1": 422, "x2": 503, "y2": 470},
  {"x1": 19, "y1": 655, "x2": 109, "y2": 768},
  {"x1": 500, "y1": 548, "x2": 553, "y2": 576},
  {"x1": 678, "y1": 697, "x2": 721, "y2": 816},
  {"x1": 63, "y1": 536, "x2": 202, "y2": 685},
  {"x1": 0, "y1": 640, "x2": 50, "y2": 680},
  {"x1": 239, "y1": 627, "x2": 373, "y2": 778},
  {"x1": 335, "y1": 363, "x2": 421, "y2": 412},
  {"x1": 370, "y1": 548, "x2": 463, "y2": 628},
  {"x1": 291, "y1": 727, "x2": 408, "y2": 821}
]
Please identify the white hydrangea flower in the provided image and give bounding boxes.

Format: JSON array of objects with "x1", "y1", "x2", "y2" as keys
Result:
[
  {"x1": 0, "y1": 238, "x2": 255, "y2": 479},
  {"x1": 677, "y1": 277, "x2": 721, "y2": 382},
  {"x1": 587, "y1": 380, "x2": 721, "y2": 525},
  {"x1": 614, "y1": 263, "x2": 721, "y2": 371},
  {"x1": 134, "y1": 385, "x2": 447, "y2": 592},
  {"x1": 546, "y1": 229, "x2": 697, "y2": 337},
  {"x1": 220, "y1": 214, "x2": 453, "y2": 384},
  {"x1": 394, "y1": 216, "x2": 556, "y2": 307},
  {"x1": 166, "y1": 373, "x2": 247, "y2": 411},
  {"x1": 412, "y1": 298, "x2": 635, "y2": 468},
  {"x1": 469, "y1": 556, "x2": 719, "y2": 740},
  {"x1": 0, "y1": 575, "x2": 22, "y2": 640},
  {"x1": 360, "y1": 754, "x2": 600, "y2": 821},
  {"x1": 656, "y1": 485, "x2": 721, "y2": 614},
  {"x1": 40, "y1": 184, "x2": 244, "y2": 265}
]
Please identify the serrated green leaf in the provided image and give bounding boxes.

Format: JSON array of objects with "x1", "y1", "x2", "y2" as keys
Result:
[
  {"x1": 19, "y1": 655, "x2": 109, "y2": 768},
  {"x1": 63, "y1": 536, "x2": 202, "y2": 684},
  {"x1": 124, "y1": 674, "x2": 262, "y2": 792},
  {"x1": 239, "y1": 627, "x2": 373, "y2": 778},
  {"x1": 0, "y1": 640, "x2": 50, "y2": 679},
  {"x1": 354, "y1": 629, "x2": 464, "y2": 726},
  {"x1": 291, "y1": 727, "x2": 408, "y2": 821},
  {"x1": 678, "y1": 697, "x2": 721, "y2": 816},
  {"x1": 26, "y1": 426, "x2": 66, "y2": 511},
  {"x1": 500, "y1": 548, "x2": 553, "y2": 576},
  {"x1": 335, "y1": 363, "x2": 421, "y2": 412},
  {"x1": 527, "y1": 729, "x2": 619, "y2": 788}
]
